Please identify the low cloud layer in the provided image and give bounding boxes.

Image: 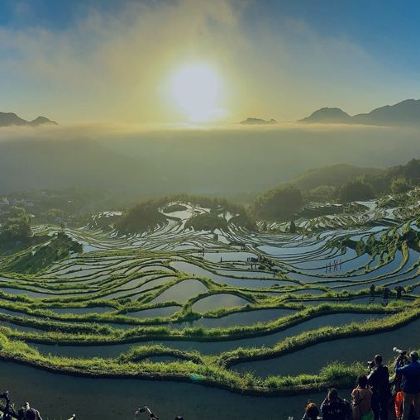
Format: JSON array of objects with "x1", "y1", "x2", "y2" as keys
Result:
[{"x1": 0, "y1": 123, "x2": 419, "y2": 197}]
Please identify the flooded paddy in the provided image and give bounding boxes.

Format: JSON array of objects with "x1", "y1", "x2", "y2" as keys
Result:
[{"x1": 0, "y1": 214, "x2": 419, "y2": 420}]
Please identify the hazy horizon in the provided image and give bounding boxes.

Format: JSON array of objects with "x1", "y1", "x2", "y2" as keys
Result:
[{"x1": 0, "y1": 122, "x2": 419, "y2": 197}]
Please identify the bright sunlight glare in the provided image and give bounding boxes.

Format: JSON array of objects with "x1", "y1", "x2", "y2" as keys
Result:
[{"x1": 169, "y1": 63, "x2": 226, "y2": 122}]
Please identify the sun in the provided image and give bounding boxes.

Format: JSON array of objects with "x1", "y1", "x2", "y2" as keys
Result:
[{"x1": 168, "y1": 63, "x2": 225, "y2": 122}]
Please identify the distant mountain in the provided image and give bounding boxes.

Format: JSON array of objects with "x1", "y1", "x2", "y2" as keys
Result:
[
  {"x1": 300, "y1": 99, "x2": 420, "y2": 126},
  {"x1": 240, "y1": 117, "x2": 277, "y2": 125},
  {"x1": 352, "y1": 99, "x2": 420, "y2": 125},
  {"x1": 0, "y1": 112, "x2": 57, "y2": 127},
  {"x1": 29, "y1": 116, "x2": 57, "y2": 126},
  {"x1": 300, "y1": 108, "x2": 352, "y2": 124},
  {"x1": 0, "y1": 113, "x2": 27, "y2": 127}
]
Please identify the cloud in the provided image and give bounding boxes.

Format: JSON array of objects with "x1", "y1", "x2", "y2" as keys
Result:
[
  {"x1": 0, "y1": 0, "x2": 249, "y2": 122},
  {"x1": 0, "y1": 0, "x2": 415, "y2": 124}
]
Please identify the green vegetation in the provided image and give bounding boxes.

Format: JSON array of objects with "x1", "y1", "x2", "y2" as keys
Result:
[
  {"x1": 338, "y1": 225, "x2": 420, "y2": 257},
  {"x1": 117, "y1": 194, "x2": 256, "y2": 233},
  {"x1": 292, "y1": 164, "x2": 381, "y2": 191},
  {"x1": 116, "y1": 200, "x2": 167, "y2": 233},
  {"x1": 0, "y1": 330, "x2": 369, "y2": 395},
  {"x1": 0, "y1": 190, "x2": 419, "y2": 398},
  {"x1": 291, "y1": 159, "x2": 420, "y2": 197},
  {"x1": 0, "y1": 207, "x2": 32, "y2": 251},
  {"x1": 391, "y1": 177, "x2": 411, "y2": 194},
  {"x1": 338, "y1": 180, "x2": 374, "y2": 203},
  {"x1": 185, "y1": 212, "x2": 228, "y2": 231},
  {"x1": 218, "y1": 307, "x2": 420, "y2": 368},
  {"x1": 0, "y1": 303, "x2": 418, "y2": 396},
  {"x1": 0, "y1": 298, "x2": 406, "y2": 345},
  {"x1": 3, "y1": 232, "x2": 82, "y2": 273},
  {"x1": 304, "y1": 185, "x2": 337, "y2": 202},
  {"x1": 253, "y1": 185, "x2": 303, "y2": 221},
  {"x1": 252, "y1": 159, "x2": 420, "y2": 223}
]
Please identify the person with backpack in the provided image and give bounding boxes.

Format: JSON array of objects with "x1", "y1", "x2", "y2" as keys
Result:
[
  {"x1": 320, "y1": 388, "x2": 352, "y2": 420},
  {"x1": 352, "y1": 375, "x2": 373, "y2": 420}
]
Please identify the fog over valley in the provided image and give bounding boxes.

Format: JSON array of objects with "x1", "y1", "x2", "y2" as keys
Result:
[{"x1": 1, "y1": 124, "x2": 418, "y2": 197}]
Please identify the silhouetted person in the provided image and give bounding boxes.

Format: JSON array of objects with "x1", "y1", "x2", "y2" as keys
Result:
[
  {"x1": 395, "y1": 286, "x2": 405, "y2": 300},
  {"x1": 18, "y1": 403, "x2": 43, "y2": 420},
  {"x1": 383, "y1": 287, "x2": 390, "y2": 301},
  {"x1": 370, "y1": 284, "x2": 376, "y2": 297},
  {"x1": 1, "y1": 392, "x2": 17, "y2": 420},
  {"x1": 321, "y1": 388, "x2": 351, "y2": 420},
  {"x1": 368, "y1": 355, "x2": 391, "y2": 420},
  {"x1": 396, "y1": 351, "x2": 420, "y2": 420},
  {"x1": 302, "y1": 402, "x2": 319, "y2": 420},
  {"x1": 394, "y1": 349, "x2": 410, "y2": 394}
]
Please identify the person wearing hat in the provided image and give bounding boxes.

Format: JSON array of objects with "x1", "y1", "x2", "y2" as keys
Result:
[{"x1": 396, "y1": 351, "x2": 420, "y2": 420}]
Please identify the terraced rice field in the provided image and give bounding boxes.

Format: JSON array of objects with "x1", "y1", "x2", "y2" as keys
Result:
[{"x1": 0, "y1": 200, "x2": 419, "y2": 418}]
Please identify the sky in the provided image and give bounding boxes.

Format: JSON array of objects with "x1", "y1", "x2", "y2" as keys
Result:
[{"x1": 1, "y1": 0, "x2": 420, "y2": 124}]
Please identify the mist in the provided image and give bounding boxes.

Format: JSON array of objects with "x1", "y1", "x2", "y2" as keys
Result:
[{"x1": 0, "y1": 123, "x2": 419, "y2": 198}]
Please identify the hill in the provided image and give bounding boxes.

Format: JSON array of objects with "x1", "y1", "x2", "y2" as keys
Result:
[
  {"x1": 386, "y1": 158, "x2": 420, "y2": 183},
  {"x1": 29, "y1": 116, "x2": 58, "y2": 126},
  {"x1": 240, "y1": 117, "x2": 277, "y2": 125},
  {"x1": 299, "y1": 108, "x2": 352, "y2": 124},
  {"x1": 291, "y1": 164, "x2": 382, "y2": 191},
  {"x1": 0, "y1": 112, "x2": 57, "y2": 127},
  {"x1": 353, "y1": 99, "x2": 420, "y2": 125},
  {"x1": 3, "y1": 232, "x2": 82, "y2": 273},
  {"x1": 300, "y1": 99, "x2": 420, "y2": 126},
  {"x1": 117, "y1": 195, "x2": 256, "y2": 233},
  {"x1": 252, "y1": 158, "x2": 420, "y2": 221},
  {"x1": 289, "y1": 159, "x2": 420, "y2": 193}
]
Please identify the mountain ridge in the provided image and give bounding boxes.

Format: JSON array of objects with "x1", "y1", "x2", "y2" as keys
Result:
[
  {"x1": 240, "y1": 117, "x2": 277, "y2": 125},
  {"x1": 0, "y1": 112, "x2": 57, "y2": 127},
  {"x1": 300, "y1": 99, "x2": 420, "y2": 126}
]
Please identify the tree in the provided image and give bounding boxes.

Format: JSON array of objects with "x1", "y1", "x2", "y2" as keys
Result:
[
  {"x1": 400, "y1": 158, "x2": 420, "y2": 182},
  {"x1": 362, "y1": 173, "x2": 390, "y2": 195},
  {"x1": 390, "y1": 177, "x2": 411, "y2": 194},
  {"x1": 254, "y1": 185, "x2": 303, "y2": 220},
  {"x1": 305, "y1": 185, "x2": 337, "y2": 202},
  {"x1": 338, "y1": 180, "x2": 374, "y2": 203},
  {"x1": 0, "y1": 207, "x2": 32, "y2": 245}
]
